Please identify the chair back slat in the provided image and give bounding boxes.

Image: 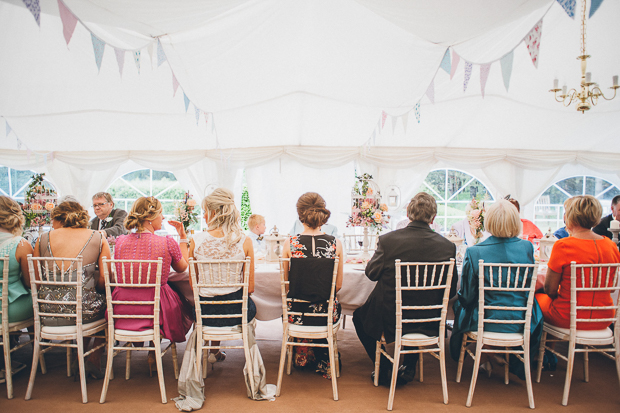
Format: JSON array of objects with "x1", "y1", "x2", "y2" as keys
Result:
[
  {"x1": 1, "y1": 256, "x2": 9, "y2": 325},
  {"x1": 394, "y1": 259, "x2": 455, "y2": 333},
  {"x1": 569, "y1": 262, "x2": 620, "y2": 331},
  {"x1": 477, "y1": 260, "x2": 538, "y2": 339}
]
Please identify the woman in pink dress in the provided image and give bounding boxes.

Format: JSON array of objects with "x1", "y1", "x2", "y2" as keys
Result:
[{"x1": 112, "y1": 196, "x2": 193, "y2": 369}]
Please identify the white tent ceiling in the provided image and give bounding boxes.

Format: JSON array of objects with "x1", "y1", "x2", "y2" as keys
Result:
[{"x1": 1, "y1": 0, "x2": 619, "y2": 230}]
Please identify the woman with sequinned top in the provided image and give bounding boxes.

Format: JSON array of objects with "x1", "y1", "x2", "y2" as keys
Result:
[{"x1": 281, "y1": 192, "x2": 344, "y2": 379}]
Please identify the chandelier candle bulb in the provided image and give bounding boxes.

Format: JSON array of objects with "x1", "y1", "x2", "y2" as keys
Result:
[
  {"x1": 613, "y1": 75, "x2": 618, "y2": 87},
  {"x1": 553, "y1": 78, "x2": 559, "y2": 89},
  {"x1": 562, "y1": 85, "x2": 567, "y2": 95}
]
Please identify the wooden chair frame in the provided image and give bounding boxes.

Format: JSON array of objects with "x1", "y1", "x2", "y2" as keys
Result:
[
  {"x1": 277, "y1": 257, "x2": 340, "y2": 401},
  {"x1": 100, "y1": 257, "x2": 179, "y2": 404},
  {"x1": 374, "y1": 259, "x2": 455, "y2": 410},
  {"x1": 456, "y1": 260, "x2": 538, "y2": 409},
  {"x1": 535, "y1": 261, "x2": 620, "y2": 406},
  {"x1": 342, "y1": 234, "x2": 377, "y2": 255},
  {"x1": 25, "y1": 254, "x2": 107, "y2": 404},
  {"x1": 1, "y1": 255, "x2": 39, "y2": 399},
  {"x1": 189, "y1": 257, "x2": 255, "y2": 396}
]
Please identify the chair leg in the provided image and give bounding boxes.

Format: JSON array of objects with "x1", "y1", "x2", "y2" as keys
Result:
[
  {"x1": 154, "y1": 341, "x2": 167, "y2": 404},
  {"x1": 561, "y1": 339, "x2": 576, "y2": 406},
  {"x1": 504, "y1": 350, "x2": 510, "y2": 385},
  {"x1": 387, "y1": 343, "x2": 401, "y2": 411},
  {"x1": 374, "y1": 340, "x2": 382, "y2": 387},
  {"x1": 67, "y1": 346, "x2": 72, "y2": 377},
  {"x1": 419, "y1": 351, "x2": 424, "y2": 383},
  {"x1": 615, "y1": 336, "x2": 620, "y2": 390},
  {"x1": 334, "y1": 335, "x2": 340, "y2": 378},
  {"x1": 328, "y1": 335, "x2": 338, "y2": 401},
  {"x1": 287, "y1": 342, "x2": 293, "y2": 376},
  {"x1": 439, "y1": 347, "x2": 449, "y2": 405},
  {"x1": 125, "y1": 344, "x2": 131, "y2": 380},
  {"x1": 276, "y1": 332, "x2": 289, "y2": 397},
  {"x1": 523, "y1": 345, "x2": 535, "y2": 409},
  {"x1": 583, "y1": 348, "x2": 589, "y2": 383},
  {"x1": 202, "y1": 349, "x2": 208, "y2": 379},
  {"x1": 456, "y1": 334, "x2": 468, "y2": 383},
  {"x1": 38, "y1": 349, "x2": 47, "y2": 375},
  {"x1": 25, "y1": 338, "x2": 41, "y2": 400},
  {"x1": 535, "y1": 331, "x2": 547, "y2": 383},
  {"x1": 3, "y1": 330, "x2": 14, "y2": 399},
  {"x1": 171, "y1": 342, "x2": 179, "y2": 380},
  {"x1": 100, "y1": 334, "x2": 115, "y2": 403},
  {"x1": 77, "y1": 338, "x2": 88, "y2": 403},
  {"x1": 465, "y1": 344, "x2": 483, "y2": 407}
]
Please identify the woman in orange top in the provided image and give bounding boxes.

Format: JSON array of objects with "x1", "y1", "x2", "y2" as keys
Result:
[{"x1": 536, "y1": 195, "x2": 620, "y2": 330}]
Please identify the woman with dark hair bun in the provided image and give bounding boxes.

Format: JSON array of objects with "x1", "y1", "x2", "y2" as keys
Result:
[
  {"x1": 281, "y1": 192, "x2": 344, "y2": 379},
  {"x1": 33, "y1": 201, "x2": 111, "y2": 379}
]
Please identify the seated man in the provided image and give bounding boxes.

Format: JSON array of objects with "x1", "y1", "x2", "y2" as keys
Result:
[
  {"x1": 592, "y1": 195, "x2": 620, "y2": 239},
  {"x1": 89, "y1": 192, "x2": 128, "y2": 238},
  {"x1": 507, "y1": 198, "x2": 543, "y2": 241},
  {"x1": 353, "y1": 192, "x2": 458, "y2": 385},
  {"x1": 247, "y1": 214, "x2": 266, "y2": 253}
]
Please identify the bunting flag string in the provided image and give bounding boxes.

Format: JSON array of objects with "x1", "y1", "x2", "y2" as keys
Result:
[
  {"x1": 439, "y1": 48, "x2": 451, "y2": 74},
  {"x1": 114, "y1": 48, "x2": 125, "y2": 77},
  {"x1": 6, "y1": 121, "x2": 13, "y2": 137},
  {"x1": 58, "y1": 0, "x2": 78, "y2": 45},
  {"x1": 133, "y1": 51, "x2": 141, "y2": 73},
  {"x1": 450, "y1": 50, "x2": 460, "y2": 80},
  {"x1": 463, "y1": 61, "x2": 473, "y2": 92},
  {"x1": 524, "y1": 20, "x2": 543, "y2": 68},
  {"x1": 157, "y1": 39, "x2": 167, "y2": 67},
  {"x1": 172, "y1": 73, "x2": 180, "y2": 96},
  {"x1": 401, "y1": 113, "x2": 409, "y2": 133},
  {"x1": 425, "y1": 80, "x2": 435, "y2": 104},
  {"x1": 500, "y1": 51, "x2": 514, "y2": 91},
  {"x1": 414, "y1": 103, "x2": 421, "y2": 124},
  {"x1": 480, "y1": 63, "x2": 491, "y2": 98},
  {"x1": 91, "y1": 34, "x2": 106, "y2": 72},
  {"x1": 391, "y1": 115, "x2": 398, "y2": 134},
  {"x1": 183, "y1": 93, "x2": 190, "y2": 112},
  {"x1": 556, "y1": 0, "x2": 576, "y2": 18},
  {"x1": 194, "y1": 105, "x2": 201, "y2": 125},
  {"x1": 381, "y1": 111, "x2": 387, "y2": 129},
  {"x1": 589, "y1": 0, "x2": 604, "y2": 18},
  {"x1": 21, "y1": 0, "x2": 40, "y2": 26}
]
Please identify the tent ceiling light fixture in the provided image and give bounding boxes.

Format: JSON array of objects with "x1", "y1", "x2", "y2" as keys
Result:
[{"x1": 550, "y1": 0, "x2": 619, "y2": 113}]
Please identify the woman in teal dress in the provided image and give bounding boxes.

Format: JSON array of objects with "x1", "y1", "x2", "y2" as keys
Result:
[
  {"x1": 0, "y1": 196, "x2": 34, "y2": 324},
  {"x1": 449, "y1": 199, "x2": 543, "y2": 377}
]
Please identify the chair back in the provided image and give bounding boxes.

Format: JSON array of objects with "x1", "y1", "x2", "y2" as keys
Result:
[
  {"x1": 1, "y1": 256, "x2": 9, "y2": 327},
  {"x1": 569, "y1": 262, "x2": 620, "y2": 332},
  {"x1": 27, "y1": 255, "x2": 85, "y2": 333},
  {"x1": 477, "y1": 260, "x2": 539, "y2": 341},
  {"x1": 394, "y1": 259, "x2": 455, "y2": 339},
  {"x1": 279, "y1": 257, "x2": 339, "y2": 328},
  {"x1": 102, "y1": 257, "x2": 163, "y2": 339},
  {"x1": 188, "y1": 258, "x2": 250, "y2": 329},
  {"x1": 342, "y1": 234, "x2": 377, "y2": 255}
]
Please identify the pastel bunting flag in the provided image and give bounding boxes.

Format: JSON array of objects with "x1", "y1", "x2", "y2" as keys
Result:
[
  {"x1": 440, "y1": 48, "x2": 451, "y2": 74},
  {"x1": 183, "y1": 93, "x2": 190, "y2": 112},
  {"x1": 21, "y1": 0, "x2": 40, "y2": 26},
  {"x1": 16, "y1": 138, "x2": 22, "y2": 150},
  {"x1": 211, "y1": 114, "x2": 216, "y2": 134},
  {"x1": 133, "y1": 50, "x2": 141, "y2": 73},
  {"x1": 556, "y1": 0, "x2": 576, "y2": 18},
  {"x1": 204, "y1": 111, "x2": 209, "y2": 126},
  {"x1": 6, "y1": 121, "x2": 12, "y2": 137},
  {"x1": 91, "y1": 33, "x2": 106, "y2": 72},
  {"x1": 401, "y1": 113, "x2": 409, "y2": 133},
  {"x1": 157, "y1": 39, "x2": 167, "y2": 67},
  {"x1": 172, "y1": 73, "x2": 179, "y2": 96},
  {"x1": 194, "y1": 105, "x2": 200, "y2": 125},
  {"x1": 49, "y1": 152, "x2": 55, "y2": 161},
  {"x1": 500, "y1": 51, "x2": 514, "y2": 91},
  {"x1": 589, "y1": 0, "x2": 604, "y2": 18},
  {"x1": 381, "y1": 111, "x2": 387, "y2": 128},
  {"x1": 480, "y1": 64, "x2": 491, "y2": 98},
  {"x1": 414, "y1": 103, "x2": 420, "y2": 124},
  {"x1": 425, "y1": 79, "x2": 435, "y2": 104},
  {"x1": 371, "y1": 128, "x2": 377, "y2": 145},
  {"x1": 147, "y1": 42, "x2": 154, "y2": 69},
  {"x1": 524, "y1": 20, "x2": 543, "y2": 68},
  {"x1": 450, "y1": 50, "x2": 460, "y2": 80},
  {"x1": 463, "y1": 61, "x2": 472, "y2": 92},
  {"x1": 114, "y1": 48, "x2": 125, "y2": 77},
  {"x1": 58, "y1": 0, "x2": 78, "y2": 45},
  {"x1": 391, "y1": 115, "x2": 398, "y2": 134}
]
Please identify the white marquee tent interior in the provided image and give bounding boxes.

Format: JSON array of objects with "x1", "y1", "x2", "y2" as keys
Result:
[{"x1": 1, "y1": 0, "x2": 619, "y2": 233}]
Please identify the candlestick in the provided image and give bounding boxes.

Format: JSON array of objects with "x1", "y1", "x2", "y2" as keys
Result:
[{"x1": 553, "y1": 78, "x2": 559, "y2": 89}]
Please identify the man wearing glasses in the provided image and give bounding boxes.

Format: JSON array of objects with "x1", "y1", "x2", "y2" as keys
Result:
[{"x1": 89, "y1": 192, "x2": 128, "y2": 238}]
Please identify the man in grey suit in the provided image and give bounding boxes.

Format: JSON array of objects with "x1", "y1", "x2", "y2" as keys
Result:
[
  {"x1": 353, "y1": 192, "x2": 458, "y2": 386},
  {"x1": 89, "y1": 192, "x2": 128, "y2": 238}
]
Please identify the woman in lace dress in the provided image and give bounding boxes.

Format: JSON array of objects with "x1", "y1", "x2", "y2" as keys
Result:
[
  {"x1": 189, "y1": 188, "x2": 255, "y2": 363},
  {"x1": 281, "y1": 192, "x2": 344, "y2": 379}
]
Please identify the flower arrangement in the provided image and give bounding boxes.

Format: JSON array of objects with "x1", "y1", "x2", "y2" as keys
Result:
[
  {"x1": 346, "y1": 173, "x2": 389, "y2": 233},
  {"x1": 22, "y1": 173, "x2": 57, "y2": 230},
  {"x1": 173, "y1": 191, "x2": 200, "y2": 232},
  {"x1": 466, "y1": 198, "x2": 486, "y2": 244}
]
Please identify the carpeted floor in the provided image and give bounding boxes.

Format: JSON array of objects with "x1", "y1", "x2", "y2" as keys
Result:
[{"x1": 2, "y1": 318, "x2": 619, "y2": 412}]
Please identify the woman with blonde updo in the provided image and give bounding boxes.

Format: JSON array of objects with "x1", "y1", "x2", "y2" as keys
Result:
[
  {"x1": 0, "y1": 196, "x2": 34, "y2": 324},
  {"x1": 33, "y1": 201, "x2": 111, "y2": 378},
  {"x1": 112, "y1": 196, "x2": 192, "y2": 367},
  {"x1": 281, "y1": 192, "x2": 344, "y2": 379},
  {"x1": 189, "y1": 188, "x2": 255, "y2": 363}
]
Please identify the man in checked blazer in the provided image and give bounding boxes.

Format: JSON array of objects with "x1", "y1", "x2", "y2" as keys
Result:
[
  {"x1": 353, "y1": 192, "x2": 458, "y2": 386},
  {"x1": 89, "y1": 192, "x2": 128, "y2": 238}
]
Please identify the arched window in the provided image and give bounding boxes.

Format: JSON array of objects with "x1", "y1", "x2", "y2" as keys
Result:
[
  {"x1": 0, "y1": 166, "x2": 56, "y2": 202},
  {"x1": 107, "y1": 169, "x2": 186, "y2": 221},
  {"x1": 419, "y1": 169, "x2": 494, "y2": 232},
  {"x1": 534, "y1": 176, "x2": 620, "y2": 232}
]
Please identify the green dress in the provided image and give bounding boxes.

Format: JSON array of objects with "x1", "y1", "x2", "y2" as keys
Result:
[{"x1": 0, "y1": 233, "x2": 33, "y2": 323}]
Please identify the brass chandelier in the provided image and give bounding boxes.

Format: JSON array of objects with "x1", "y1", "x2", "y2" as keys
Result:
[{"x1": 549, "y1": 0, "x2": 619, "y2": 113}]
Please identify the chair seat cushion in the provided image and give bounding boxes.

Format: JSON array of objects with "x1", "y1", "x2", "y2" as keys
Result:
[
  {"x1": 202, "y1": 325, "x2": 241, "y2": 335},
  {"x1": 3, "y1": 318, "x2": 34, "y2": 330},
  {"x1": 468, "y1": 330, "x2": 524, "y2": 341},
  {"x1": 545, "y1": 323, "x2": 613, "y2": 339},
  {"x1": 41, "y1": 318, "x2": 106, "y2": 334},
  {"x1": 401, "y1": 333, "x2": 435, "y2": 340},
  {"x1": 115, "y1": 329, "x2": 155, "y2": 337},
  {"x1": 289, "y1": 320, "x2": 341, "y2": 334}
]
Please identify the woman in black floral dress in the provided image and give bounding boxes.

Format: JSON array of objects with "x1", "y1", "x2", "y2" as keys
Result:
[{"x1": 281, "y1": 192, "x2": 344, "y2": 379}]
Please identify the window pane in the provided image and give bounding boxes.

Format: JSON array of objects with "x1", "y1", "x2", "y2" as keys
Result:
[
  {"x1": 556, "y1": 177, "x2": 583, "y2": 197},
  {"x1": 0, "y1": 166, "x2": 8, "y2": 195},
  {"x1": 424, "y1": 170, "x2": 445, "y2": 201}
]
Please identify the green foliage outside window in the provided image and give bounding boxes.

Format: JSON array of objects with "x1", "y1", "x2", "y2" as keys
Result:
[{"x1": 240, "y1": 182, "x2": 252, "y2": 231}]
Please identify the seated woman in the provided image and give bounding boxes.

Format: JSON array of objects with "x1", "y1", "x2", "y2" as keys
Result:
[
  {"x1": 281, "y1": 192, "x2": 344, "y2": 379},
  {"x1": 449, "y1": 199, "x2": 543, "y2": 377},
  {"x1": 189, "y1": 188, "x2": 256, "y2": 363},
  {"x1": 112, "y1": 197, "x2": 193, "y2": 371},
  {"x1": 536, "y1": 195, "x2": 620, "y2": 331},
  {"x1": 33, "y1": 201, "x2": 111, "y2": 379}
]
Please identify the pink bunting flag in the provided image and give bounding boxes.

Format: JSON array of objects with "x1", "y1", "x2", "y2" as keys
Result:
[
  {"x1": 480, "y1": 64, "x2": 491, "y2": 98},
  {"x1": 524, "y1": 20, "x2": 543, "y2": 68},
  {"x1": 450, "y1": 50, "x2": 460, "y2": 80},
  {"x1": 172, "y1": 73, "x2": 180, "y2": 96},
  {"x1": 204, "y1": 112, "x2": 209, "y2": 126},
  {"x1": 426, "y1": 80, "x2": 435, "y2": 104},
  {"x1": 463, "y1": 61, "x2": 472, "y2": 92},
  {"x1": 381, "y1": 111, "x2": 387, "y2": 128},
  {"x1": 57, "y1": 0, "x2": 78, "y2": 45},
  {"x1": 114, "y1": 48, "x2": 125, "y2": 77}
]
